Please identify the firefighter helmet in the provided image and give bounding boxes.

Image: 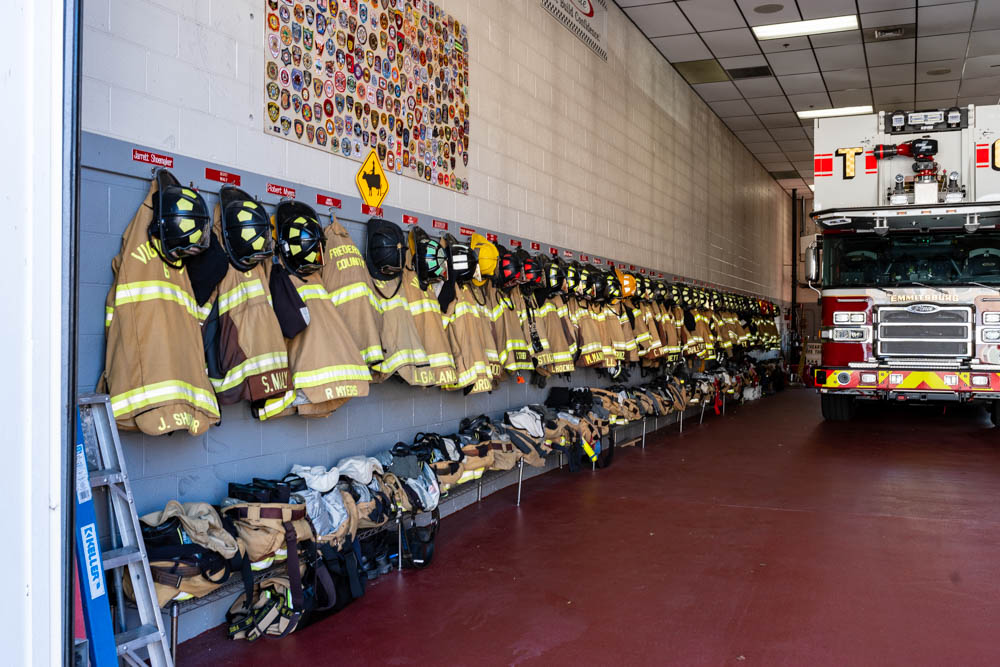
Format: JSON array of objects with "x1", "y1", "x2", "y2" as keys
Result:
[
  {"x1": 469, "y1": 233, "x2": 498, "y2": 286},
  {"x1": 547, "y1": 257, "x2": 567, "y2": 293},
  {"x1": 443, "y1": 234, "x2": 476, "y2": 284},
  {"x1": 616, "y1": 268, "x2": 636, "y2": 298},
  {"x1": 219, "y1": 185, "x2": 272, "y2": 271},
  {"x1": 495, "y1": 245, "x2": 522, "y2": 289},
  {"x1": 408, "y1": 226, "x2": 447, "y2": 287},
  {"x1": 150, "y1": 168, "x2": 211, "y2": 266},
  {"x1": 275, "y1": 200, "x2": 325, "y2": 277},
  {"x1": 365, "y1": 218, "x2": 406, "y2": 282}
]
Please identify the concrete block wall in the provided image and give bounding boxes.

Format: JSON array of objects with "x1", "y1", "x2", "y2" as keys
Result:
[{"x1": 81, "y1": 0, "x2": 792, "y2": 301}]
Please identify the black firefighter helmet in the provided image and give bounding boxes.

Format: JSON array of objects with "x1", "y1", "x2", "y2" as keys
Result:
[
  {"x1": 219, "y1": 185, "x2": 272, "y2": 271},
  {"x1": 149, "y1": 168, "x2": 211, "y2": 266},
  {"x1": 275, "y1": 200, "x2": 325, "y2": 277}
]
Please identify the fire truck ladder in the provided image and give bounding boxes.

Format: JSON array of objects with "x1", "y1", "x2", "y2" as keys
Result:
[{"x1": 75, "y1": 393, "x2": 173, "y2": 667}]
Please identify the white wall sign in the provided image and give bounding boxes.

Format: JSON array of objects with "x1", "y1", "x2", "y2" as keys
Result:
[{"x1": 541, "y1": 0, "x2": 608, "y2": 61}]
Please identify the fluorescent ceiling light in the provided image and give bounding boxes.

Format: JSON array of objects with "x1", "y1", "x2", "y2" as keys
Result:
[
  {"x1": 752, "y1": 15, "x2": 858, "y2": 40},
  {"x1": 797, "y1": 105, "x2": 873, "y2": 119},
  {"x1": 808, "y1": 184, "x2": 815, "y2": 191}
]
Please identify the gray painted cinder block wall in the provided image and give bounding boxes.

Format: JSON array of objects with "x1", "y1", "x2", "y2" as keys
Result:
[{"x1": 79, "y1": 161, "x2": 606, "y2": 516}]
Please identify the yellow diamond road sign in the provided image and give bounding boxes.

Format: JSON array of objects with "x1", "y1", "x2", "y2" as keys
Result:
[{"x1": 356, "y1": 149, "x2": 389, "y2": 208}]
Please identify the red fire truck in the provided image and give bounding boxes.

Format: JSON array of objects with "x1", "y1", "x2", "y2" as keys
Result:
[{"x1": 807, "y1": 104, "x2": 1000, "y2": 422}]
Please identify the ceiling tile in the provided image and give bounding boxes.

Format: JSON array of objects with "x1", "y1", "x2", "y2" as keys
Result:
[
  {"x1": 865, "y1": 38, "x2": 916, "y2": 66},
  {"x1": 748, "y1": 95, "x2": 793, "y2": 113},
  {"x1": 830, "y1": 88, "x2": 874, "y2": 106},
  {"x1": 676, "y1": 0, "x2": 746, "y2": 32},
  {"x1": 709, "y1": 98, "x2": 756, "y2": 117},
  {"x1": 917, "y1": 2, "x2": 975, "y2": 37},
  {"x1": 761, "y1": 160, "x2": 794, "y2": 170},
  {"x1": 962, "y1": 54, "x2": 1000, "y2": 79},
  {"x1": 917, "y1": 33, "x2": 969, "y2": 61},
  {"x1": 822, "y1": 67, "x2": 872, "y2": 90},
  {"x1": 778, "y1": 138, "x2": 814, "y2": 151},
  {"x1": 734, "y1": 76, "x2": 784, "y2": 97},
  {"x1": 691, "y1": 80, "x2": 743, "y2": 101},
  {"x1": 858, "y1": 0, "x2": 914, "y2": 11},
  {"x1": 734, "y1": 0, "x2": 801, "y2": 26},
  {"x1": 915, "y1": 58, "x2": 964, "y2": 82},
  {"x1": 769, "y1": 126, "x2": 809, "y2": 141},
  {"x1": 797, "y1": 0, "x2": 858, "y2": 20},
  {"x1": 815, "y1": 44, "x2": 868, "y2": 70},
  {"x1": 759, "y1": 37, "x2": 812, "y2": 54},
  {"x1": 766, "y1": 50, "x2": 820, "y2": 75},
  {"x1": 973, "y1": 1, "x2": 1000, "y2": 31},
  {"x1": 760, "y1": 112, "x2": 804, "y2": 128},
  {"x1": 625, "y1": 3, "x2": 694, "y2": 37},
  {"x1": 968, "y1": 30, "x2": 1000, "y2": 58},
  {"x1": 718, "y1": 54, "x2": 768, "y2": 70},
  {"x1": 744, "y1": 141, "x2": 781, "y2": 153},
  {"x1": 787, "y1": 92, "x2": 833, "y2": 111},
  {"x1": 785, "y1": 149, "x2": 816, "y2": 161},
  {"x1": 809, "y1": 30, "x2": 864, "y2": 48},
  {"x1": 802, "y1": 124, "x2": 815, "y2": 137},
  {"x1": 868, "y1": 63, "x2": 916, "y2": 86},
  {"x1": 861, "y1": 9, "x2": 916, "y2": 28},
  {"x1": 872, "y1": 83, "x2": 915, "y2": 103},
  {"x1": 913, "y1": 98, "x2": 958, "y2": 108},
  {"x1": 701, "y1": 28, "x2": 761, "y2": 57},
  {"x1": 650, "y1": 34, "x2": 713, "y2": 61},
  {"x1": 778, "y1": 72, "x2": 828, "y2": 94},
  {"x1": 614, "y1": 0, "x2": 653, "y2": 5},
  {"x1": 724, "y1": 115, "x2": 766, "y2": 130},
  {"x1": 755, "y1": 152, "x2": 788, "y2": 163},
  {"x1": 915, "y1": 80, "x2": 961, "y2": 98},
  {"x1": 734, "y1": 129, "x2": 773, "y2": 143},
  {"x1": 957, "y1": 95, "x2": 1000, "y2": 106},
  {"x1": 959, "y1": 76, "x2": 1000, "y2": 96},
  {"x1": 793, "y1": 161, "x2": 816, "y2": 173}
]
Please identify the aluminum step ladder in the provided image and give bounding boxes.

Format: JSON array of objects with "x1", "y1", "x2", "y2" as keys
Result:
[{"x1": 76, "y1": 393, "x2": 173, "y2": 667}]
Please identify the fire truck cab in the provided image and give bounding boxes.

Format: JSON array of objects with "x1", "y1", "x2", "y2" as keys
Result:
[{"x1": 807, "y1": 104, "x2": 1000, "y2": 423}]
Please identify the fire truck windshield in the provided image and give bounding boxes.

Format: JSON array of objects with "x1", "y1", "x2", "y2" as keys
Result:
[{"x1": 823, "y1": 232, "x2": 1000, "y2": 287}]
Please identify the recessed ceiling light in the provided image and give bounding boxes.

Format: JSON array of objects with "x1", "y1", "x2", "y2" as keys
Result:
[
  {"x1": 797, "y1": 105, "x2": 873, "y2": 119},
  {"x1": 927, "y1": 67, "x2": 952, "y2": 76},
  {"x1": 752, "y1": 15, "x2": 858, "y2": 40},
  {"x1": 753, "y1": 3, "x2": 784, "y2": 14}
]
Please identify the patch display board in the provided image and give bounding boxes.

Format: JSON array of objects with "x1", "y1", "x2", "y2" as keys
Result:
[{"x1": 263, "y1": 0, "x2": 470, "y2": 194}]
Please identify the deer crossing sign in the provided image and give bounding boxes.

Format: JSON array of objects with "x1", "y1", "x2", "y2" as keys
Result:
[{"x1": 355, "y1": 149, "x2": 390, "y2": 208}]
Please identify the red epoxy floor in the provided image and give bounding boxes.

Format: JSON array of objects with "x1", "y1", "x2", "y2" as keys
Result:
[{"x1": 180, "y1": 390, "x2": 1000, "y2": 666}]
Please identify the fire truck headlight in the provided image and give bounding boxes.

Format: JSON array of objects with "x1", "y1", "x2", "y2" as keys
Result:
[
  {"x1": 849, "y1": 312, "x2": 866, "y2": 324},
  {"x1": 982, "y1": 328, "x2": 1000, "y2": 342},
  {"x1": 836, "y1": 372, "x2": 851, "y2": 385},
  {"x1": 972, "y1": 375, "x2": 990, "y2": 387},
  {"x1": 890, "y1": 373, "x2": 903, "y2": 384},
  {"x1": 944, "y1": 374, "x2": 959, "y2": 386},
  {"x1": 833, "y1": 312, "x2": 851, "y2": 324},
  {"x1": 983, "y1": 313, "x2": 1000, "y2": 324},
  {"x1": 832, "y1": 327, "x2": 869, "y2": 342},
  {"x1": 861, "y1": 373, "x2": 877, "y2": 384}
]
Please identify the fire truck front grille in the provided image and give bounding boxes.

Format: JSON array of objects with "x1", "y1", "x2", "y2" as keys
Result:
[{"x1": 876, "y1": 306, "x2": 972, "y2": 358}]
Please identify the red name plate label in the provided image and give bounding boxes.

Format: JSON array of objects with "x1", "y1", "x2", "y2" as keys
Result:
[
  {"x1": 629, "y1": 265, "x2": 636, "y2": 270},
  {"x1": 205, "y1": 167, "x2": 240, "y2": 185},
  {"x1": 580, "y1": 254, "x2": 589, "y2": 261},
  {"x1": 267, "y1": 183, "x2": 296, "y2": 198},
  {"x1": 659, "y1": 273, "x2": 664, "y2": 278},
  {"x1": 530, "y1": 242, "x2": 540, "y2": 250},
  {"x1": 486, "y1": 233, "x2": 498, "y2": 242},
  {"x1": 316, "y1": 194, "x2": 342, "y2": 208},
  {"x1": 563, "y1": 250, "x2": 573, "y2": 257},
  {"x1": 619, "y1": 263, "x2": 626, "y2": 269},
  {"x1": 132, "y1": 148, "x2": 174, "y2": 167},
  {"x1": 362, "y1": 204, "x2": 384, "y2": 217},
  {"x1": 639, "y1": 268, "x2": 646, "y2": 274},
  {"x1": 459, "y1": 226, "x2": 474, "y2": 236},
  {"x1": 402, "y1": 214, "x2": 418, "y2": 224},
  {"x1": 594, "y1": 258, "x2": 603, "y2": 264},
  {"x1": 510, "y1": 239, "x2": 522, "y2": 247},
  {"x1": 432, "y1": 219, "x2": 448, "y2": 230},
  {"x1": 548, "y1": 247, "x2": 558, "y2": 255}
]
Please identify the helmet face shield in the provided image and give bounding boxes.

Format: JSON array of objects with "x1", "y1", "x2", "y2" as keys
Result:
[
  {"x1": 151, "y1": 169, "x2": 211, "y2": 265},
  {"x1": 276, "y1": 200, "x2": 325, "y2": 277},
  {"x1": 220, "y1": 185, "x2": 272, "y2": 271}
]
